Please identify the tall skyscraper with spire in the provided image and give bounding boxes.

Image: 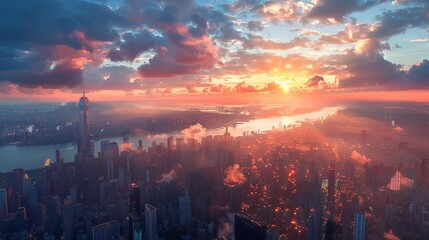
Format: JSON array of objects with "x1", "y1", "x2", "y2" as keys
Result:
[{"x1": 78, "y1": 91, "x2": 90, "y2": 157}]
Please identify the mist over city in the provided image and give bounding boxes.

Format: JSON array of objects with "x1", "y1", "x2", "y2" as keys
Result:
[{"x1": 0, "y1": 0, "x2": 429, "y2": 240}]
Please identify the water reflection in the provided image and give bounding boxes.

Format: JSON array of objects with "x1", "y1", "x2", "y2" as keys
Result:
[{"x1": 0, "y1": 106, "x2": 341, "y2": 172}]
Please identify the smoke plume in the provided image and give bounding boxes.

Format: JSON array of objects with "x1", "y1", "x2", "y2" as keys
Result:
[
  {"x1": 383, "y1": 229, "x2": 400, "y2": 240},
  {"x1": 351, "y1": 150, "x2": 371, "y2": 164},
  {"x1": 386, "y1": 171, "x2": 414, "y2": 191},
  {"x1": 157, "y1": 170, "x2": 176, "y2": 184},
  {"x1": 181, "y1": 123, "x2": 206, "y2": 139},
  {"x1": 392, "y1": 126, "x2": 404, "y2": 133},
  {"x1": 223, "y1": 164, "x2": 247, "y2": 186},
  {"x1": 217, "y1": 213, "x2": 234, "y2": 239}
]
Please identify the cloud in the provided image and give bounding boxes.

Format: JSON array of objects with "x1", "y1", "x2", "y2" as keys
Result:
[
  {"x1": 204, "y1": 81, "x2": 284, "y2": 94},
  {"x1": 247, "y1": 20, "x2": 265, "y2": 31},
  {"x1": 0, "y1": 0, "x2": 127, "y2": 49},
  {"x1": 407, "y1": 59, "x2": 429, "y2": 85},
  {"x1": 306, "y1": 75, "x2": 325, "y2": 87},
  {"x1": 82, "y1": 65, "x2": 137, "y2": 91},
  {"x1": 370, "y1": 6, "x2": 429, "y2": 39},
  {"x1": 410, "y1": 38, "x2": 429, "y2": 42},
  {"x1": 242, "y1": 34, "x2": 310, "y2": 50},
  {"x1": 351, "y1": 150, "x2": 371, "y2": 164},
  {"x1": 234, "y1": 82, "x2": 259, "y2": 93},
  {"x1": 107, "y1": 29, "x2": 161, "y2": 62},
  {"x1": 223, "y1": 164, "x2": 247, "y2": 186},
  {"x1": 0, "y1": 0, "x2": 428, "y2": 95},
  {"x1": 0, "y1": 0, "x2": 129, "y2": 89},
  {"x1": 318, "y1": 23, "x2": 372, "y2": 44},
  {"x1": 253, "y1": 1, "x2": 311, "y2": 23},
  {"x1": 138, "y1": 23, "x2": 218, "y2": 77},
  {"x1": 335, "y1": 40, "x2": 404, "y2": 88},
  {"x1": 306, "y1": 0, "x2": 386, "y2": 23},
  {"x1": 298, "y1": 29, "x2": 321, "y2": 36},
  {"x1": 181, "y1": 123, "x2": 206, "y2": 139}
]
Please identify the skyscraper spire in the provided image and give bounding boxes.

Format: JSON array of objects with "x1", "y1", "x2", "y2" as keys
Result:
[{"x1": 78, "y1": 92, "x2": 90, "y2": 157}]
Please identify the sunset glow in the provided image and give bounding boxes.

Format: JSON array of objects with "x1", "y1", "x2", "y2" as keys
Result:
[{"x1": 0, "y1": 0, "x2": 427, "y2": 103}]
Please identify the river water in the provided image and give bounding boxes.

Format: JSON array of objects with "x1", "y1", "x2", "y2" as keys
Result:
[{"x1": 0, "y1": 106, "x2": 341, "y2": 172}]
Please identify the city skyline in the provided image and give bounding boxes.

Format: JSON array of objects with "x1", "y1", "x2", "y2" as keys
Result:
[
  {"x1": 1, "y1": 0, "x2": 429, "y2": 239},
  {"x1": 1, "y1": 93, "x2": 428, "y2": 239}
]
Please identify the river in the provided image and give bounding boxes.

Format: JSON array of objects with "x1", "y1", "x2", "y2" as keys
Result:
[{"x1": 0, "y1": 106, "x2": 341, "y2": 172}]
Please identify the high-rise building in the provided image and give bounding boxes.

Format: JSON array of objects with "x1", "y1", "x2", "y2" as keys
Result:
[
  {"x1": 421, "y1": 221, "x2": 429, "y2": 240},
  {"x1": 0, "y1": 188, "x2": 8, "y2": 216},
  {"x1": 353, "y1": 213, "x2": 365, "y2": 240},
  {"x1": 178, "y1": 193, "x2": 192, "y2": 226},
  {"x1": 224, "y1": 183, "x2": 245, "y2": 213},
  {"x1": 15, "y1": 206, "x2": 28, "y2": 232},
  {"x1": 78, "y1": 91, "x2": 90, "y2": 157},
  {"x1": 308, "y1": 209, "x2": 320, "y2": 240},
  {"x1": 129, "y1": 212, "x2": 143, "y2": 240},
  {"x1": 92, "y1": 220, "x2": 120, "y2": 240},
  {"x1": 145, "y1": 203, "x2": 158, "y2": 240},
  {"x1": 235, "y1": 213, "x2": 267, "y2": 240},
  {"x1": 421, "y1": 158, "x2": 427, "y2": 186},
  {"x1": 102, "y1": 142, "x2": 119, "y2": 181},
  {"x1": 130, "y1": 183, "x2": 141, "y2": 215},
  {"x1": 328, "y1": 165, "x2": 336, "y2": 205},
  {"x1": 55, "y1": 149, "x2": 64, "y2": 174},
  {"x1": 63, "y1": 201, "x2": 83, "y2": 240}
]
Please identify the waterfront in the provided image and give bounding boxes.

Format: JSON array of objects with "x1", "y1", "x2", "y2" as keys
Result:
[{"x1": 0, "y1": 106, "x2": 341, "y2": 172}]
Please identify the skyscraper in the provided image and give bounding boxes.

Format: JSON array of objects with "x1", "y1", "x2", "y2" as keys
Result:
[
  {"x1": 92, "y1": 220, "x2": 120, "y2": 240},
  {"x1": 63, "y1": 201, "x2": 83, "y2": 240},
  {"x1": 78, "y1": 91, "x2": 90, "y2": 157},
  {"x1": 421, "y1": 221, "x2": 429, "y2": 240},
  {"x1": 353, "y1": 213, "x2": 365, "y2": 240},
  {"x1": 129, "y1": 212, "x2": 143, "y2": 240},
  {"x1": 102, "y1": 142, "x2": 119, "y2": 181},
  {"x1": 235, "y1": 213, "x2": 267, "y2": 240},
  {"x1": 145, "y1": 203, "x2": 158, "y2": 240},
  {"x1": 421, "y1": 158, "x2": 427, "y2": 186},
  {"x1": 129, "y1": 183, "x2": 141, "y2": 215},
  {"x1": 0, "y1": 188, "x2": 7, "y2": 216},
  {"x1": 308, "y1": 209, "x2": 320, "y2": 240},
  {"x1": 328, "y1": 165, "x2": 336, "y2": 205}
]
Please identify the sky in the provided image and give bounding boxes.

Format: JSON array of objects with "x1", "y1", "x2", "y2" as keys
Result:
[{"x1": 0, "y1": 0, "x2": 428, "y2": 103}]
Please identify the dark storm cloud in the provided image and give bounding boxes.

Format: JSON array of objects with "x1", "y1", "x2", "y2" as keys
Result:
[
  {"x1": 189, "y1": 14, "x2": 209, "y2": 38},
  {"x1": 0, "y1": 0, "x2": 128, "y2": 50},
  {"x1": 107, "y1": 30, "x2": 162, "y2": 62},
  {"x1": 370, "y1": 6, "x2": 429, "y2": 39},
  {"x1": 109, "y1": 1, "x2": 221, "y2": 78},
  {"x1": 306, "y1": 0, "x2": 386, "y2": 22},
  {"x1": 198, "y1": 4, "x2": 245, "y2": 42},
  {"x1": 407, "y1": 59, "x2": 429, "y2": 85},
  {"x1": 0, "y1": 45, "x2": 86, "y2": 88},
  {"x1": 137, "y1": 21, "x2": 218, "y2": 78},
  {"x1": 0, "y1": 0, "x2": 130, "y2": 89},
  {"x1": 306, "y1": 75, "x2": 325, "y2": 87},
  {"x1": 12, "y1": 62, "x2": 84, "y2": 89},
  {"x1": 337, "y1": 52, "x2": 404, "y2": 88},
  {"x1": 332, "y1": 39, "x2": 404, "y2": 88}
]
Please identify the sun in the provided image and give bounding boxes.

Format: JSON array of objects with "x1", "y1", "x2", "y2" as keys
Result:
[{"x1": 275, "y1": 80, "x2": 289, "y2": 92}]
